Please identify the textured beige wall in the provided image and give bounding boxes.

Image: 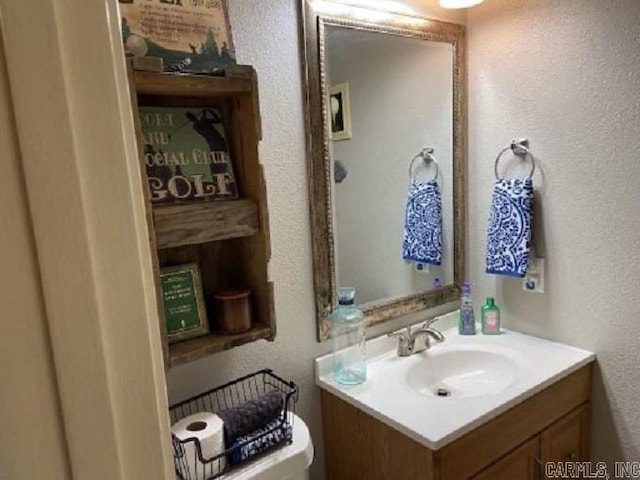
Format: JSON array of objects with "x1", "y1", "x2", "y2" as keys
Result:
[
  {"x1": 166, "y1": 0, "x2": 640, "y2": 476},
  {"x1": 166, "y1": 0, "x2": 640, "y2": 477},
  {"x1": 0, "y1": 35, "x2": 71, "y2": 480},
  {"x1": 467, "y1": 0, "x2": 640, "y2": 467}
]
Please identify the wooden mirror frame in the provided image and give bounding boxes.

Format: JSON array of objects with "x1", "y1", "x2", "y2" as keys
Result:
[{"x1": 300, "y1": 0, "x2": 467, "y2": 341}]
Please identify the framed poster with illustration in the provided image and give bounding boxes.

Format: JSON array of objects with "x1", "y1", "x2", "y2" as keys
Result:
[
  {"x1": 160, "y1": 263, "x2": 209, "y2": 343},
  {"x1": 329, "y1": 82, "x2": 352, "y2": 141},
  {"x1": 118, "y1": 0, "x2": 236, "y2": 73},
  {"x1": 139, "y1": 106, "x2": 239, "y2": 205}
]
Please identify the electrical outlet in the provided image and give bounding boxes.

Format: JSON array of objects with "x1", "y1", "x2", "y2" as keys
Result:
[{"x1": 523, "y1": 258, "x2": 545, "y2": 293}]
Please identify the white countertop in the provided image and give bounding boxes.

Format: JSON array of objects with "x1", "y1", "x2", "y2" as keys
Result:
[{"x1": 315, "y1": 325, "x2": 594, "y2": 450}]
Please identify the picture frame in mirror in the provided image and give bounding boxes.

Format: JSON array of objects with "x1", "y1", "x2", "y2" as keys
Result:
[{"x1": 329, "y1": 82, "x2": 352, "y2": 141}]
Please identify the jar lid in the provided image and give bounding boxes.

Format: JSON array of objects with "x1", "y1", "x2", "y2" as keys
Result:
[{"x1": 214, "y1": 288, "x2": 251, "y2": 300}]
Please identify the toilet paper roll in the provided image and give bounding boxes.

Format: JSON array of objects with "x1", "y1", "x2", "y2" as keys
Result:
[{"x1": 172, "y1": 412, "x2": 226, "y2": 480}]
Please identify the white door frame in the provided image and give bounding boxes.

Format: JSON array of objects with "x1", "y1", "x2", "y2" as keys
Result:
[{"x1": 0, "y1": 1, "x2": 173, "y2": 478}]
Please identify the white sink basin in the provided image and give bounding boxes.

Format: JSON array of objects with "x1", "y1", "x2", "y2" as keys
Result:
[
  {"x1": 405, "y1": 348, "x2": 519, "y2": 398},
  {"x1": 315, "y1": 317, "x2": 594, "y2": 450}
]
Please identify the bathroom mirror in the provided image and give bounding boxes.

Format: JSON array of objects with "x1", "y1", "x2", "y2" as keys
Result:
[{"x1": 301, "y1": 1, "x2": 466, "y2": 340}]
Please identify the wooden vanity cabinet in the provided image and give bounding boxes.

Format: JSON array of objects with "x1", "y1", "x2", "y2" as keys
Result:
[{"x1": 321, "y1": 364, "x2": 592, "y2": 480}]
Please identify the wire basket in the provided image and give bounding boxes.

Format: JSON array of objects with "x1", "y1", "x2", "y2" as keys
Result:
[{"x1": 169, "y1": 369, "x2": 299, "y2": 480}]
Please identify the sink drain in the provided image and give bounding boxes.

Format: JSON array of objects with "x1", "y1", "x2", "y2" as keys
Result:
[{"x1": 435, "y1": 388, "x2": 451, "y2": 397}]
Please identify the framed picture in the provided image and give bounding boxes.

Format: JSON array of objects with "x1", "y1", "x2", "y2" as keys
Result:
[
  {"x1": 139, "y1": 106, "x2": 239, "y2": 205},
  {"x1": 118, "y1": 0, "x2": 236, "y2": 73},
  {"x1": 160, "y1": 263, "x2": 209, "y2": 343},
  {"x1": 329, "y1": 83, "x2": 352, "y2": 141}
]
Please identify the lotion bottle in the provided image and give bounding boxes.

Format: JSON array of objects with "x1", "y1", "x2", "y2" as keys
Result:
[{"x1": 481, "y1": 297, "x2": 501, "y2": 335}]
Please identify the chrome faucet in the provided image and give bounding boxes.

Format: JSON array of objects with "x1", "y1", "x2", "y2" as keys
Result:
[{"x1": 388, "y1": 317, "x2": 445, "y2": 357}]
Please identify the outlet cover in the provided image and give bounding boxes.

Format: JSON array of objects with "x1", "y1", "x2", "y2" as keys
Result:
[
  {"x1": 414, "y1": 262, "x2": 429, "y2": 274},
  {"x1": 523, "y1": 258, "x2": 545, "y2": 293}
]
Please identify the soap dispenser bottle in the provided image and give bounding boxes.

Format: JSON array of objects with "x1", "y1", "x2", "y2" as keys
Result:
[
  {"x1": 459, "y1": 281, "x2": 476, "y2": 335},
  {"x1": 330, "y1": 287, "x2": 367, "y2": 385},
  {"x1": 481, "y1": 297, "x2": 501, "y2": 335}
]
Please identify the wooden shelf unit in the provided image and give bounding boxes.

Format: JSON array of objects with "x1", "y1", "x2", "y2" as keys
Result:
[{"x1": 128, "y1": 66, "x2": 274, "y2": 369}]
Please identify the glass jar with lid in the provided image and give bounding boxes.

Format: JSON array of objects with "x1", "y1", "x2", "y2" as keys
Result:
[{"x1": 330, "y1": 287, "x2": 367, "y2": 385}]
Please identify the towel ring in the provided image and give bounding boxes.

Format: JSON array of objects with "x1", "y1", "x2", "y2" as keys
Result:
[
  {"x1": 494, "y1": 140, "x2": 536, "y2": 180},
  {"x1": 408, "y1": 147, "x2": 439, "y2": 181}
]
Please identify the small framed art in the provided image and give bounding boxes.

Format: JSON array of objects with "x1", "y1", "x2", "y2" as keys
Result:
[
  {"x1": 329, "y1": 82, "x2": 352, "y2": 141},
  {"x1": 160, "y1": 263, "x2": 209, "y2": 343}
]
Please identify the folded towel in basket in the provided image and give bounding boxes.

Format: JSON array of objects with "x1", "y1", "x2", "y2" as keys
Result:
[
  {"x1": 485, "y1": 178, "x2": 534, "y2": 277},
  {"x1": 402, "y1": 179, "x2": 442, "y2": 265},
  {"x1": 218, "y1": 390, "x2": 284, "y2": 445},
  {"x1": 228, "y1": 418, "x2": 293, "y2": 465}
]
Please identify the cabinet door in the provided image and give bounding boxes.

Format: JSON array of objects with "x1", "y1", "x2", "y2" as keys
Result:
[
  {"x1": 540, "y1": 403, "x2": 590, "y2": 474},
  {"x1": 473, "y1": 437, "x2": 540, "y2": 480}
]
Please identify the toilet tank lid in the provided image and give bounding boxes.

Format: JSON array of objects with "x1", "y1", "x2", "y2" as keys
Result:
[{"x1": 221, "y1": 413, "x2": 314, "y2": 480}]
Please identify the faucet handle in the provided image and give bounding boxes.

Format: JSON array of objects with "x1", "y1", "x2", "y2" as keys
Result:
[
  {"x1": 388, "y1": 326, "x2": 411, "y2": 340},
  {"x1": 389, "y1": 327, "x2": 413, "y2": 356},
  {"x1": 422, "y1": 316, "x2": 441, "y2": 329}
]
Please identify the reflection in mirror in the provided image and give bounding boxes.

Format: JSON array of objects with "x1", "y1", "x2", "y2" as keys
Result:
[
  {"x1": 327, "y1": 26, "x2": 454, "y2": 306},
  {"x1": 301, "y1": 1, "x2": 466, "y2": 340}
]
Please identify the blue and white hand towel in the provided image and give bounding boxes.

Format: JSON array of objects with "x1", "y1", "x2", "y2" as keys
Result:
[
  {"x1": 229, "y1": 418, "x2": 292, "y2": 465},
  {"x1": 402, "y1": 179, "x2": 442, "y2": 266},
  {"x1": 485, "y1": 178, "x2": 533, "y2": 277}
]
